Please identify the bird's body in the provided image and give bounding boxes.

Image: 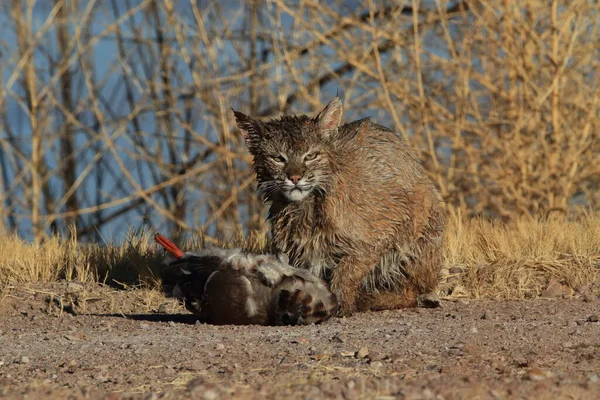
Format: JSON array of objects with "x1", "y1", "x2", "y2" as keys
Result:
[{"x1": 156, "y1": 234, "x2": 337, "y2": 326}]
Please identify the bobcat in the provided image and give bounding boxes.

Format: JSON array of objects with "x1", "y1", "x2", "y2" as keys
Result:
[{"x1": 234, "y1": 97, "x2": 445, "y2": 315}]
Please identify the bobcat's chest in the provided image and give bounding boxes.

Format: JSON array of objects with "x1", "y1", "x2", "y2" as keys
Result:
[{"x1": 269, "y1": 201, "x2": 340, "y2": 280}]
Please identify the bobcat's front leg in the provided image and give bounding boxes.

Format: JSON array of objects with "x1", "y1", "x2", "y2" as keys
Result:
[{"x1": 330, "y1": 255, "x2": 377, "y2": 316}]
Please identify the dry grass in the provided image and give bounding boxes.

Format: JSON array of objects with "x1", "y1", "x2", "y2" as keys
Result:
[
  {"x1": 443, "y1": 210, "x2": 600, "y2": 299},
  {"x1": 1, "y1": 211, "x2": 598, "y2": 301},
  {"x1": 0, "y1": 229, "x2": 158, "y2": 288}
]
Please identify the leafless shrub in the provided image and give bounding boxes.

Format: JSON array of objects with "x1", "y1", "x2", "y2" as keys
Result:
[{"x1": 0, "y1": 0, "x2": 598, "y2": 244}]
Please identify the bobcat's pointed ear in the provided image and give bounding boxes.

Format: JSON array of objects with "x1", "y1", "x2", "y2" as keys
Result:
[
  {"x1": 233, "y1": 109, "x2": 261, "y2": 143},
  {"x1": 315, "y1": 97, "x2": 343, "y2": 136}
]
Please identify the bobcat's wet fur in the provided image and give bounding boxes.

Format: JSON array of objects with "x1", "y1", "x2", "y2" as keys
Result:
[{"x1": 234, "y1": 98, "x2": 445, "y2": 315}]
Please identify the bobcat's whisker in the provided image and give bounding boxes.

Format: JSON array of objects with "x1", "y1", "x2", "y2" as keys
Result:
[{"x1": 257, "y1": 181, "x2": 280, "y2": 197}]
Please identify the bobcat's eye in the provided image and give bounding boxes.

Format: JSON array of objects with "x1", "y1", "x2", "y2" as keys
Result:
[
  {"x1": 304, "y1": 152, "x2": 319, "y2": 162},
  {"x1": 271, "y1": 154, "x2": 287, "y2": 164}
]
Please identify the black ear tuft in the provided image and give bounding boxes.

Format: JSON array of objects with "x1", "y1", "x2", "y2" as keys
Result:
[
  {"x1": 314, "y1": 97, "x2": 343, "y2": 136},
  {"x1": 233, "y1": 109, "x2": 260, "y2": 141}
]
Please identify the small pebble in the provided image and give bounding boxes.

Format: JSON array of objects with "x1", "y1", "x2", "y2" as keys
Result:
[
  {"x1": 216, "y1": 343, "x2": 225, "y2": 351},
  {"x1": 526, "y1": 368, "x2": 547, "y2": 381},
  {"x1": 367, "y1": 351, "x2": 384, "y2": 362},
  {"x1": 188, "y1": 360, "x2": 204, "y2": 371},
  {"x1": 514, "y1": 357, "x2": 528, "y2": 368},
  {"x1": 541, "y1": 279, "x2": 567, "y2": 298},
  {"x1": 355, "y1": 347, "x2": 369, "y2": 359},
  {"x1": 158, "y1": 303, "x2": 169, "y2": 313},
  {"x1": 422, "y1": 388, "x2": 434, "y2": 399},
  {"x1": 186, "y1": 377, "x2": 205, "y2": 391},
  {"x1": 370, "y1": 361, "x2": 384, "y2": 370},
  {"x1": 19, "y1": 356, "x2": 30, "y2": 364},
  {"x1": 587, "y1": 315, "x2": 598, "y2": 323},
  {"x1": 575, "y1": 284, "x2": 590, "y2": 294},
  {"x1": 331, "y1": 333, "x2": 346, "y2": 343},
  {"x1": 583, "y1": 293, "x2": 596, "y2": 303}
]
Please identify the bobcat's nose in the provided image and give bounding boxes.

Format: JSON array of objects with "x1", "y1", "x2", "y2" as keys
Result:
[{"x1": 289, "y1": 175, "x2": 301, "y2": 185}]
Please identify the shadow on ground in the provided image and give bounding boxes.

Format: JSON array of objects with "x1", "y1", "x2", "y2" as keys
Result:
[{"x1": 96, "y1": 313, "x2": 201, "y2": 324}]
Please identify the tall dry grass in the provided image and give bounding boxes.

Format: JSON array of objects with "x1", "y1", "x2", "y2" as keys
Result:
[
  {"x1": 443, "y1": 210, "x2": 600, "y2": 299},
  {"x1": 1, "y1": 211, "x2": 598, "y2": 300},
  {"x1": 1, "y1": 1, "x2": 598, "y2": 243}
]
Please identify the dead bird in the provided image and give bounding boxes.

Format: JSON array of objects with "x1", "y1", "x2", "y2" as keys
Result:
[{"x1": 155, "y1": 233, "x2": 337, "y2": 326}]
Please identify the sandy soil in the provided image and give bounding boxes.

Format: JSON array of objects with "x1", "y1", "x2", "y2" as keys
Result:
[{"x1": 0, "y1": 284, "x2": 599, "y2": 400}]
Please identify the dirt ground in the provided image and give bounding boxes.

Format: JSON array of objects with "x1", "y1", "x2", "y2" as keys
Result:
[{"x1": 0, "y1": 284, "x2": 599, "y2": 400}]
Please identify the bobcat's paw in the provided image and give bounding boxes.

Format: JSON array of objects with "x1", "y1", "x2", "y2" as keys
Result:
[
  {"x1": 331, "y1": 289, "x2": 355, "y2": 317},
  {"x1": 335, "y1": 304, "x2": 354, "y2": 318}
]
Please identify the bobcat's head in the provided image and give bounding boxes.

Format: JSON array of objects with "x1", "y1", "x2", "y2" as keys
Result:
[{"x1": 234, "y1": 98, "x2": 343, "y2": 202}]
